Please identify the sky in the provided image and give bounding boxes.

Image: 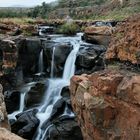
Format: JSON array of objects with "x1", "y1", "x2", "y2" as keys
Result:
[{"x1": 0, "y1": 0, "x2": 57, "y2": 7}]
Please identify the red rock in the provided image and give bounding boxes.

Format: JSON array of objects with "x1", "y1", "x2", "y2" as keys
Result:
[
  {"x1": 0, "y1": 39, "x2": 17, "y2": 74},
  {"x1": 0, "y1": 84, "x2": 10, "y2": 130},
  {"x1": 70, "y1": 70, "x2": 140, "y2": 140},
  {"x1": 106, "y1": 14, "x2": 140, "y2": 64},
  {"x1": 83, "y1": 26, "x2": 113, "y2": 46}
]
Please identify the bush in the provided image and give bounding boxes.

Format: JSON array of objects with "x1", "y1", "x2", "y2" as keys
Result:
[{"x1": 57, "y1": 22, "x2": 79, "y2": 35}]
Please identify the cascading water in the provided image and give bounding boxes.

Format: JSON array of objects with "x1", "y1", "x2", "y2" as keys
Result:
[
  {"x1": 63, "y1": 40, "x2": 80, "y2": 80},
  {"x1": 8, "y1": 82, "x2": 36, "y2": 120},
  {"x1": 50, "y1": 47, "x2": 55, "y2": 78},
  {"x1": 38, "y1": 49, "x2": 44, "y2": 74},
  {"x1": 35, "y1": 37, "x2": 80, "y2": 140},
  {"x1": 7, "y1": 33, "x2": 83, "y2": 140}
]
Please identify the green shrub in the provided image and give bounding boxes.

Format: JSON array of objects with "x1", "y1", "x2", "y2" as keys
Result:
[{"x1": 57, "y1": 22, "x2": 80, "y2": 35}]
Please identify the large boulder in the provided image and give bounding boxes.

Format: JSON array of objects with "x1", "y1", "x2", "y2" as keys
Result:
[
  {"x1": 11, "y1": 109, "x2": 39, "y2": 139},
  {"x1": 83, "y1": 25, "x2": 113, "y2": 46},
  {"x1": 70, "y1": 70, "x2": 140, "y2": 140},
  {"x1": 75, "y1": 44, "x2": 106, "y2": 75},
  {"x1": 46, "y1": 119, "x2": 83, "y2": 140}
]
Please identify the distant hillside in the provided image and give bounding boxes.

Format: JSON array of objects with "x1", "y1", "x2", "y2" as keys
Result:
[
  {"x1": 46, "y1": 0, "x2": 140, "y2": 20},
  {"x1": 0, "y1": 7, "x2": 31, "y2": 18},
  {"x1": 0, "y1": 0, "x2": 140, "y2": 20}
]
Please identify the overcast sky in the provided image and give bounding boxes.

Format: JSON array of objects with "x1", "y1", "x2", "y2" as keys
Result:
[{"x1": 0, "y1": 0, "x2": 57, "y2": 7}]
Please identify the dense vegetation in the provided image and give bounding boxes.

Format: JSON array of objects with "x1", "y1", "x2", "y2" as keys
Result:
[
  {"x1": 0, "y1": 0, "x2": 140, "y2": 20},
  {"x1": 0, "y1": 7, "x2": 30, "y2": 18},
  {"x1": 0, "y1": 0, "x2": 114, "y2": 18}
]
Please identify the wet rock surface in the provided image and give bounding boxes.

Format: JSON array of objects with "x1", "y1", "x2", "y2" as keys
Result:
[
  {"x1": 0, "y1": 39, "x2": 17, "y2": 74},
  {"x1": 70, "y1": 70, "x2": 140, "y2": 140},
  {"x1": 4, "y1": 91, "x2": 20, "y2": 114},
  {"x1": 75, "y1": 44, "x2": 106, "y2": 75},
  {"x1": 47, "y1": 119, "x2": 83, "y2": 140},
  {"x1": 25, "y1": 82, "x2": 46, "y2": 109},
  {"x1": 1, "y1": 14, "x2": 140, "y2": 140},
  {"x1": 40, "y1": 98, "x2": 83, "y2": 140},
  {"x1": 61, "y1": 86, "x2": 71, "y2": 105},
  {"x1": 0, "y1": 128, "x2": 25, "y2": 140},
  {"x1": 43, "y1": 41, "x2": 72, "y2": 77},
  {"x1": 11, "y1": 109, "x2": 39, "y2": 140}
]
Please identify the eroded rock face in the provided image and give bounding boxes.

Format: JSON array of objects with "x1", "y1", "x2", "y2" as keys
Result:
[
  {"x1": 0, "y1": 84, "x2": 10, "y2": 129},
  {"x1": 83, "y1": 25, "x2": 113, "y2": 46},
  {"x1": 106, "y1": 14, "x2": 140, "y2": 64},
  {"x1": 70, "y1": 70, "x2": 140, "y2": 140},
  {"x1": 0, "y1": 39, "x2": 17, "y2": 74}
]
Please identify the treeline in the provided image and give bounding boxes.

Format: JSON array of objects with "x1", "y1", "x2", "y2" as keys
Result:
[
  {"x1": 28, "y1": 0, "x2": 107, "y2": 18},
  {"x1": 0, "y1": 0, "x2": 107, "y2": 18},
  {"x1": 28, "y1": 2, "x2": 54, "y2": 18},
  {"x1": 0, "y1": 8, "x2": 31, "y2": 18}
]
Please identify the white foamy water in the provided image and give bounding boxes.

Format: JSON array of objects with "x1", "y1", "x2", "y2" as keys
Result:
[
  {"x1": 35, "y1": 35, "x2": 81, "y2": 140},
  {"x1": 50, "y1": 47, "x2": 55, "y2": 78},
  {"x1": 8, "y1": 82, "x2": 36, "y2": 120},
  {"x1": 8, "y1": 33, "x2": 83, "y2": 140},
  {"x1": 38, "y1": 49, "x2": 44, "y2": 73}
]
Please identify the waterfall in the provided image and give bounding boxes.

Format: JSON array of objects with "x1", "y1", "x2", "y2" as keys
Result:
[
  {"x1": 7, "y1": 33, "x2": 82, "y2": 140},
  {"x1": 8, "y1": 82, "x2": 35, "y2": 120},
  {"x1": 50, "y1": 47, "x2": 55, "y2": 78},
  {"x1": 63, "y1": 41, "x2": 80, "y2": 80},
  {"x1": 38, "y1": 49, "x2": 44, "y2": 73},
  {"x1": 35, "y1": 39, "x2": 80, "y2": 140}
]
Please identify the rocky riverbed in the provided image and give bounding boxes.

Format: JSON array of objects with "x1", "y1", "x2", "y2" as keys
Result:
[{"x1": 0, "y1": 14, "x2": 140, "y2": 140}]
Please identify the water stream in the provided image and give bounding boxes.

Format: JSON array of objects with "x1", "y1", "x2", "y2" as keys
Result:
[
  {"x1": 38, "y1": 49, "x2": 44, "y2": 74},
  {"x1": 8, "y1": 82, "x2": 36, "y2": 120},
  {"x1": 35, "y1": 36, "x2": 80, "y2": 140},
  {"x1": 8, "y1": 33, "x2": 82, "y2": 140},
  {"x1": 50, "y1": 47, "x2": 55, "y2": 78}
]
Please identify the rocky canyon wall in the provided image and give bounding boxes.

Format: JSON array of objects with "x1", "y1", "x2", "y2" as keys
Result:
[
  {"x1": 70, "y1": 14, "x2": 140, "y2": 140},
  {"x1": 70, "y1": 70, "x2": 140, "y2": 140}
]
